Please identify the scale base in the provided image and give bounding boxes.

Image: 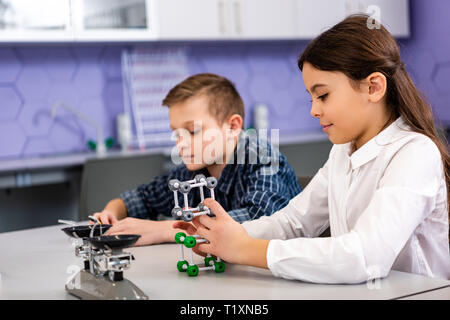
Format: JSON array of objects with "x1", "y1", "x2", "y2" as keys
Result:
[{"x1": 66, "y1": 270, "x2": 148, "y2": 300}]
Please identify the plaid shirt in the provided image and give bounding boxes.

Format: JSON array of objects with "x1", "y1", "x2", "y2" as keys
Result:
[{"x1": 120, "y1": 135, "x2": 302, "y2": 223}]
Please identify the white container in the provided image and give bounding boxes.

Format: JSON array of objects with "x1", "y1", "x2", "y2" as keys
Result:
[
  {"x1": 117, "y1": 113, "x2": 132, "y2": 151},
  {"x1": 254, "y1": 103, "x2": 269, "y2": 133}
]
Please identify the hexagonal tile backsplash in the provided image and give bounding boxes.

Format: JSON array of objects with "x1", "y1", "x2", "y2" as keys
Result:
[{"x1": 0, "y1": 0, "x2": 449, "y2": 160}]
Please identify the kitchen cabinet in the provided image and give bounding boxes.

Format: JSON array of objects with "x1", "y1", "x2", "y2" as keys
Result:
[
  {"x1": 0, "y1": 0, "x2": 409, "y2": 42},
  {"x1": 351, "y1": 0, "x2": 410, "y2": 37},
  {"x1": 295, "y1": 0, "x2": 409, "y2": 39},
  {"x1": 0, "y1": 0, "x2": 73, "y2": 42},
  {"x1": 295, "y1": 0, "x2": 347, "y2": 38},
  {"x1": 72, "y1": 0, "x2": 158, "y2": 41},
  {"x1": 156, "y1": 0, "x2": 224, "y2": 40},
  {"x1": 224, "y1": 0, "x2": 297, "y2": 39},
  {"x1": 157, "y1": 0, "x2": 297, "y2": 40}
]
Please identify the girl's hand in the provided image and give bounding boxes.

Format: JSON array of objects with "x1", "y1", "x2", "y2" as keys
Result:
[
  {"x1": 193, "y1": 198, "x2": 269, "y2": 268},
  {"x1": 172, "y1": 221, "x2": 207, "y2": 257}
]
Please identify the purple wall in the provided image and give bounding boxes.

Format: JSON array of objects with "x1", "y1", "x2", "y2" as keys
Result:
[
  {"x1": 399, "y1": 0, "x2": 450, "y2": 126},
  {"x1": 0, "y1": 45, "x2": 125, "y2": 158},
  {"x1": 0, "y1": 0, "x2": 449, "y2": 160}
]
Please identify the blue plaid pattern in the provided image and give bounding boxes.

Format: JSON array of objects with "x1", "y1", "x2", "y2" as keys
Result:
[{"x1": 120, "y1": 135, "x2": 302, "y2": 223}]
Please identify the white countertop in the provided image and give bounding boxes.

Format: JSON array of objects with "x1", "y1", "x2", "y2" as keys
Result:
[
  {"x1": 0, "y1": 147, "x2": 172, "y2": 174},
  {"x1": 0, "y1": 224, "x2": 448, "y2": 300}
]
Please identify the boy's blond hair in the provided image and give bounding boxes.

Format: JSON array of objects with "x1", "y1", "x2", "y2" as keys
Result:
[{"x1": 162, "y1": 73, "x2": 245, "y2": 127}]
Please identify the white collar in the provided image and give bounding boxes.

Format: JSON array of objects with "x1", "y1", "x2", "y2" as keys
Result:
[{"x1": 347, "y1": 117, "x2": 410, "y2": 170}]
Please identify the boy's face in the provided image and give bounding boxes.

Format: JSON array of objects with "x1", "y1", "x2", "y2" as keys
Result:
[{"x1": 169, "y1": 95, "x2": 241, "y2": 171}]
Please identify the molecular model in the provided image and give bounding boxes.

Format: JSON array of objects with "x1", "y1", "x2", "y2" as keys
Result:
[{"x1": 169, "y1": 174, "x2": 226, "y2": 277}]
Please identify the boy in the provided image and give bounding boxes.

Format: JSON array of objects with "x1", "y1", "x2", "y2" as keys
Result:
[{"x1": 93, "y1": 73, "x2": 301, "y2": 246}]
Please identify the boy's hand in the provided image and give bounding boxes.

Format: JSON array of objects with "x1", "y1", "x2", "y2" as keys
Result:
[
  {"x1": 105, "y1": 217, "x2": 182, "y2": 246},
  {"x1": 91, "y1": 210, "x2": 119, "y2": 225},
  {"x1": 173, "y1": 221, "x2": 197, "y2": 236},
  {"x1": 90, "y1": 198, "x2": 127, "y2": 225}
]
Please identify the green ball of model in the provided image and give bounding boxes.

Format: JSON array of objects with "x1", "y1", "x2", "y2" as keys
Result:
[
  {"x1": 175, "y1": 232, "x2": 186, "y2": 244},
  {"x1": 214, "y1": 261, "x2": 226, "y2": 273},
  {"x1": 177, "y1": 260, "x2": 188, "y2": 272},
  {"x1": 187, "y1": 265, "x2": 199, "y2": 277},
  {"x1": 204, "y1": 256, "x2": 215, "y2": 267},
  {"x1": 184, "y1": 235, "x2": 196, "y2": 248}
]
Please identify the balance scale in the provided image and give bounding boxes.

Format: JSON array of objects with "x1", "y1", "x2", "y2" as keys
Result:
[{"x1": 61, "y1": 224, "x2": 148, "y2": 300}]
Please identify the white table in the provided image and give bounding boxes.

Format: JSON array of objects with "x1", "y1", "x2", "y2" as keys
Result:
[
  {"x1": 0, "y1": 225, "x2": 449, "y2": 300},
  {"x1": 398, "y1": 286, "x2": 450, "y2": 300}
]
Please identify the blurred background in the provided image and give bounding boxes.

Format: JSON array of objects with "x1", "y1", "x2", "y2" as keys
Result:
[{"x1": 0, "y1": 0, "x2": 448, "y2": 232}]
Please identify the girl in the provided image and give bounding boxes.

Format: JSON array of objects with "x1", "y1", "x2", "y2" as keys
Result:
[{"x1": 174, "y1": 14, "x2": 450, "y2": 283}]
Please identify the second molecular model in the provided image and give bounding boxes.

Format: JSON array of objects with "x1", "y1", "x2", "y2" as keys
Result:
[{"x1": 169, "y1": 174, "x2": 225, "y2": 277}]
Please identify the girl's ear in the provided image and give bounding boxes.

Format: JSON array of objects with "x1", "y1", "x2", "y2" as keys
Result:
[{"x1": 366, "y1": 72, "x2": 387, "y2": 103}]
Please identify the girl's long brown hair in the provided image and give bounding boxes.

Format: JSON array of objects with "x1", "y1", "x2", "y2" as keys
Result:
[{"x1": 298, "y1": 14, "x2": 450, "y2": 216}]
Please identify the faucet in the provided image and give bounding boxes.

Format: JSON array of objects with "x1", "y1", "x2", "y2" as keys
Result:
[{"x1": 51, "y1": 101, "x2": 106, "y2": 156}]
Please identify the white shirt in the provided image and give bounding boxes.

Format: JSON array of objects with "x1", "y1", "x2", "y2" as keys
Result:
[{"x1": 243, "y1": 117, "x2": 450, "y2": 284}]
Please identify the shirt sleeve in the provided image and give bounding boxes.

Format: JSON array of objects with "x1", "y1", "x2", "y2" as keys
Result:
[
  {"x1": 120, "y1": 167, "x2": 181, "y2": 220},
  {"x1": 265, "y1": 137, "x2": 444, "y2": 284},
  {"x1": 229, "y1": 160, "x2": 302, "y2": 223},
  {"x1": 242, "y1": 157, "x2": 330, "y2": 239}
]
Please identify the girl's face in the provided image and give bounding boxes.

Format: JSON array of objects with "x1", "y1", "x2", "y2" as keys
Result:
[{"x1": 302, "y1": 62, "x2": 378, "y2": 148}]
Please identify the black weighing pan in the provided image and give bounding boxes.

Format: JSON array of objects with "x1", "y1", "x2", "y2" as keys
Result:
[
  {"x1": 62, "y1": 224, "x2": 112, "y2": 239},
  {"x1": 87, "y1": 234, "x2": 141, "y2": 250}
]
